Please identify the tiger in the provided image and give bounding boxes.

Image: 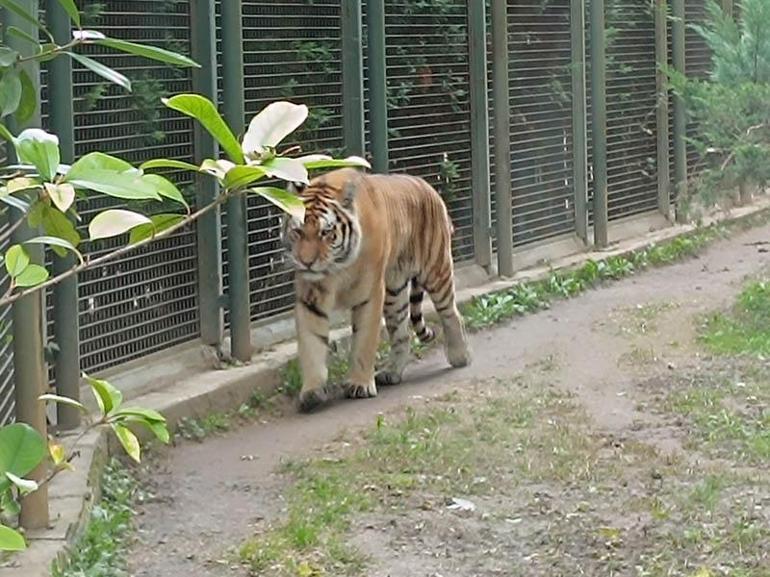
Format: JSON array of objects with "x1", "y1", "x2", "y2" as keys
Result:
[{"x1": 282, "y1": 167, "x2": 471, "y2": 412}]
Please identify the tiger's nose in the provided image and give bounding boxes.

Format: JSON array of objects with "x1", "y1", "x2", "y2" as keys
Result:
[{"x1": 298, "y1": 257, "x2": 315, "y2": 269}]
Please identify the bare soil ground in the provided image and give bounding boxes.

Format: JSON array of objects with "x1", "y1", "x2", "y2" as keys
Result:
[{"x1": 129, "y1": 222, "x2": 770, "y2": 577}]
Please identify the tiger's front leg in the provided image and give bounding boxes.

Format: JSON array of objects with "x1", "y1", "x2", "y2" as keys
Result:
[
  {"x1": 346, "y1": 283, "x2": 385, "y2": 399},
  {"x1": 296, "y1": 283, "x2": 334, "y2": 413}
]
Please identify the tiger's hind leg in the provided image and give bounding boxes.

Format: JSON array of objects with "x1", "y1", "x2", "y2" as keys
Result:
[
  {"x1": 423, "y1": 265, "x2": 471, "y2": 369},
  {"x1": 375, "y1": 277, "x2": 413, "y2": 387}
]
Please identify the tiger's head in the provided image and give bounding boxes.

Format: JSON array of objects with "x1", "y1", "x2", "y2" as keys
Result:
[{"x1": 282, "y1": 168, "x2": 363, "y2": 281}]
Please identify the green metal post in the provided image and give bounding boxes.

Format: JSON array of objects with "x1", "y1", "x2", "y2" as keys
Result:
[
  {"x1": 342, "y1": 0, "x2": 365, "y2": 157},
  {"x1": 672, "y1": 0, "x2": 687, "y2": 223},
  {"x1": 366, "y1": 0, "x2": 389, "y2": 173},
  {"x1": 190, "y1": 0, "x2": 224, "y2": 352},
  {"x1": 221, "y1": 0, "x2": 252, "y2": 362},
  {"x1": 589, "y1": 0, "x2": 609, "y2": 247},
  {"x1": 468, "y1": 0, "x2": 492, "y2": 271},
  {"x1": 491, "y1": 0, "x2": 514, "y2": 277},
  {"x1": 722, "y1": 0, "x2": 734, "y2": 17},
  {"x1": 570, "y1": 0, "x2": 589, "y2": 243},
  {"x1": 47, "y1": 0, "x2": 81, "y2": 431},
  {"x1": 655, "y1": 0, "x2": 671, "y2": 219},
  {"x1": 6, "y1": 0, "x2": 49, "y2": 530}
]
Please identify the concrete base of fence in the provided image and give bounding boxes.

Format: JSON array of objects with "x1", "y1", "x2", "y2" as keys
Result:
[{"x1": 5, "y1": 198, "x2": 770, "y2": 577}]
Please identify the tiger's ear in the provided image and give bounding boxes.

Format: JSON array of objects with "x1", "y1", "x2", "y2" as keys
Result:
[
  {"x1": 288, "y1": 181, "x2": 306, "y2": 194},
  {"x1": 341, "y1": 179, "x2": 358, "y2": 210}
]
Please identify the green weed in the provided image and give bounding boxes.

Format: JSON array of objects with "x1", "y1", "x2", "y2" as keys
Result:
[{"x1": 701, "y1": 280, "x2": 770, "y2": 356}]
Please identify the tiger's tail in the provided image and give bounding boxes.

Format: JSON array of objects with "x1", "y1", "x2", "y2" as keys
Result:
[{"x1": 409, "y1": 278, "x2": 435, "y2": 343}]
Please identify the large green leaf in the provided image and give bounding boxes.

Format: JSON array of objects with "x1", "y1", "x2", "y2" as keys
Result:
[
  {"x1": 89, "y1": 209, "x2": 152, "y2": 241},
  {"x1": 0, "y1": 525, "x2": 26, "y2": 552},
  {"x1": 44, "y1": 181, "x2": 75, "y2": 212},
  {"x1": 55, "y1": 0, "x2": 80, "y2": 26},
  {"x1": 40, "y1": 206, "x2": 81, "y2": 254},
  {"x1": 4, "y1": 245, "x2": 29, "y2": 277},
  {"x1": 0, "y1": 186, "x2": 30, "y2": 213},
  {"x1": 5, "y1": 26, "x2": 37, "y2": 47},
  {"x1": 84, "y1": 374, "x2": 123, "y2": 415},
  {"x1": 94, "y1": 37, "x2": 198, "y2": 68},
  {"x1": 241, "y1": 101, "x2": 308, "y2": 157},
  {"x1": 128, "y1": 214, "x2": 185, "y2": 245},
  {"x1": 140, "y1": 159, "x2": 199, "y2": 172},
  {"x1": 65, "y1": 153, "x2": 159, "y2": 201},
  {"x1": 66, "y1": 151, "x2": 134, "y2": 175},
  {"x1": 39, "y1": 393, "x2": 87, "y2": 412},
  {"x1": 14, "y1": 68, "x2": 35, "y2": 125},
  {"x1": 15, "y1": 128, "x2": 60, "y2": 181},
  {"x1": 111, "y1": 423, "x2": 140, "y2": 462},
  {"x1": 5, "y1": 472, "x2": 38, "y2": 494},
  {"x1": 68, "y1": 52, "x2": 131, "y2": 91},
  {"x1": 300, "y1": 155, "x2": 372, "y2": 171},
  {"x1": 14, "y1": 264, "x2": 49, "y2": 287},
  {"x1": 141, "y1": 174, "x2": 188, "y2": 208},
  {"x1": 25, "y1": 236, "x2": 81, "y2": 261},
  {"x1": 0, "y1": 0, "x2": 48, "y2": 37},
  {"x1": 162, "y1": 95, "x2": 244, "y2": 164},
  {"x1": 261, "y1": 157, "x2": 308, "y2": 184},
  {"x1": 0, "y1": 422, "x2": 46, "y2": 478},
  {"x1": 248, "y1": 186, "x2": 305, "y2": 220},
  {"x1": 223, "y1": 165, "x2": 267, "y2": 190},
  {"x1": 0, "y1": 68, "x2": 22, "y2": 118}
]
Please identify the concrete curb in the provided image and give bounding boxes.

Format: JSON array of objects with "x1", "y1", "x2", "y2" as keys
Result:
[{"x1": 6, "y1": 198, "x2": 770, "y2": 577}]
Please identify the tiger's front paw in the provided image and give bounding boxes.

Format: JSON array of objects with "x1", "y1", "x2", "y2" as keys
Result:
[
  {"x1": 375, "y1": 370, "x2": 402, "y2": 387},
  {"x1": 344, "y1": 380, "x2": 378, "y2": 399},
  {"x1": 298, "y1": 386, "x2": 331, "y2": 413}
]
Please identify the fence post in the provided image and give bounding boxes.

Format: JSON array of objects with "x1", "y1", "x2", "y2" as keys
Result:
[
  {"x1": 221, "y1": 0, "x2": 252, "y2": 362},
  {"x1": 671, "y1": 0, "x2": 688, "y2": 223},
  {"x1": 190, "y1": 0, "x2": 224, "y2": 353},
  {"x1": 47, "y1": 0, "x2": 81, "y2": 431},
  {"x1": 490, "y1": 0, "x2": 514, "y2": 277},
  {"x1": 722, "y1": 0, "x2": 734, "y2": 17},
  {"x1": 570, "y1": 0, "x2": 589, "y2": 243},
  {"x1": 468, "y1": 0, "x2": 492, "y2": 271},
  {"x1": 655, "y1": 0, "x2": 672, "y2": 219},
  {"x1": 5, "y1": 0, "x2": 49, "y2": 530},
  {"x1": 589, "y1": 0, "x2": 609, "y2": 247},
  {"x1": 342, "y1": 0, "x2": 365, "y2": 157},
  {"x1": 366, "y1": 0, "x2": 389, "y2": 173}
]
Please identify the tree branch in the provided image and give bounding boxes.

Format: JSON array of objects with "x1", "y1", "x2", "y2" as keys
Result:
[{"x1": 0, "y1": 190, "x2": 233, "y2": 307}]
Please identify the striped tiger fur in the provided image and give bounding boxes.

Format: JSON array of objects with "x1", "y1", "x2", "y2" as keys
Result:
[{"x1": 282, "y1": 167, "x2": 471, "y2": 412}]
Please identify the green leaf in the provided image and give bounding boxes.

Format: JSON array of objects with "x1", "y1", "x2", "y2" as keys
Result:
[
  {"x1": 6, "y1": 26, "x2": 37, "y2": 47},
  {"x1": 65, "y1": 153, "x2": 160, "y2": 201},
  {"x1": 55, "y1": 0, "x2": 81, "y2": 27},
  {"x1": 89, "y1": 209, "x2": 152, "y2": 241},
  {"x1": 0, "y1": 68, "x2": 22, "y2": 118},
  {"x1": 140, "y1": 159, "x2": 199, "y2": 172},
  {"x1": 162, "y1": 94, "x2": 244, "y2": 164},
  {"x1": 38, "y1": 393, "x2": 87, "y2": 412},
  {"x1": 112, "y1": 407, "x2": 169, "y2": 444},
  {"x1": 44, "y1": 182, "x2": 75, "y2": 212},
  {"x1": 0, "y1": 47, "x2": 18, "y2": 67},
  {"x1": 68, "y1": 52, "x2": 131, "y2": 91},
  {"x1": 1, "y1": 491, "x2": 20, "y2": 516},
  {"x1": 141, "y1": 174, "x2": 188, "y2": 208},
  {"x1": 41, "y1": 206, "x2": 81, "y2": 255},
  {"x1": 261, "y1": 157, "x2": 308, "y2": 184},
  {"x1": 83, "y1": 373, "x2": 123, "y2": 415},
  {"x1": 93, "y1": 37, "x2": 198, "y2": 68},
  {"x1": 223, "y1": 165, "x2": 267, "y2": 190},
  {"x1": 5, "y1": 472, "x2": 38, "y2": 494},
  {"x1": 14, "y1": 68, "x2": 35, "y2": 125},
  {"x1": 111, "y1": 423, "x2": 140, "y2": 463},
  {"x1": 241, "y1": 101, "x2": 308, "y2": 157},
  {"x1": 0, "y1": 525, "x2": 26, "y2": 552},
  {"x1": 15, "y1": 128, "x2": 60, "y2": 181},
  {"x1": 0, "y1": 122, "x2": 14, "y2": 142},
  {"x1": 112, "y1": 407, "x2": 166, "y2": 423},
  {"x1": 128, "y1": 214, "x2": 185, "y2": 245},
  {"x1": 25, "y1": 235, "x2": 82, "y2": 262},
  {"x1": 0, "y1": 0, "x2": 49, "y2": 37},
  {"x1": 0, "y1": 422, "x2": 46, "y2": 478},
  {"x1": 14, "y1": 264, "x2": 49, "y2": 287},
  {"x1": 4, "y1": 245, "x2": 29, "y2": 277},
  {"x1": 248, "y1": 186, "x2": 306, "y2": 220},
  {"x1": 300, "y1": 155, "x2": 371, "y2": 171},
  {"x1": 0, "y1": 186, "x2": 31, "y2": 213}
]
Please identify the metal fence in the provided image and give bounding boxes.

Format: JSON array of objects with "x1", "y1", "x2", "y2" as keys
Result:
[{"x1": 0, "y1": 0, "x2": 725, "y2": 425}]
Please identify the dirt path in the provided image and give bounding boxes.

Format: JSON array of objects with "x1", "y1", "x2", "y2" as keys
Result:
[{"x1": 129, "y1": 222, "x2": 770, "y2": 577}]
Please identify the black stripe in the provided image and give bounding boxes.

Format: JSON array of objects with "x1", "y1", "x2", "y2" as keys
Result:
[
  {"x1": 313, "y1": 332, "x2": 329, "y2": 346},
  {"x1": 302, "y1": 299, "x2": 328, "y2": 319},
  {"x1": 352, "y1": 298, "x2": 369, "y2": 312},
  {"x1": 435, "y1": 303, "x2": 452, "y2": 315},
  {"x1": 392, "y1": 301, "x2": 409, "y2": 317},
  {"x1": 386, "y1": 278, "x2": 409, "y2": 297},
  {"x1": 410, "y1": 313, "x2": 423, "y2": 324},
  {"x1": 409, "y1": 291, "x2": 424, "y2": 304}
]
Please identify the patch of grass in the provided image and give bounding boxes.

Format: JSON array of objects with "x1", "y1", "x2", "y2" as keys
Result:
[
  {"x1": 53, "y1": 460, "x2": 137, "y2": 577},
  {"x1": 701, "y1": 280, "x2": 770, "y2": 356},
  {"x1": 239, "y1": 381, "x2": 602, "y2": 575},
  {"x1": 462, "y1": 223, "x2": 733, "y2": 331},
  {"x1": 176, "y1": 389, "x2": 275, "y2": 442},
  {"x1": 280, "y1": 350, "x2": 350, "y2": 398}
]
